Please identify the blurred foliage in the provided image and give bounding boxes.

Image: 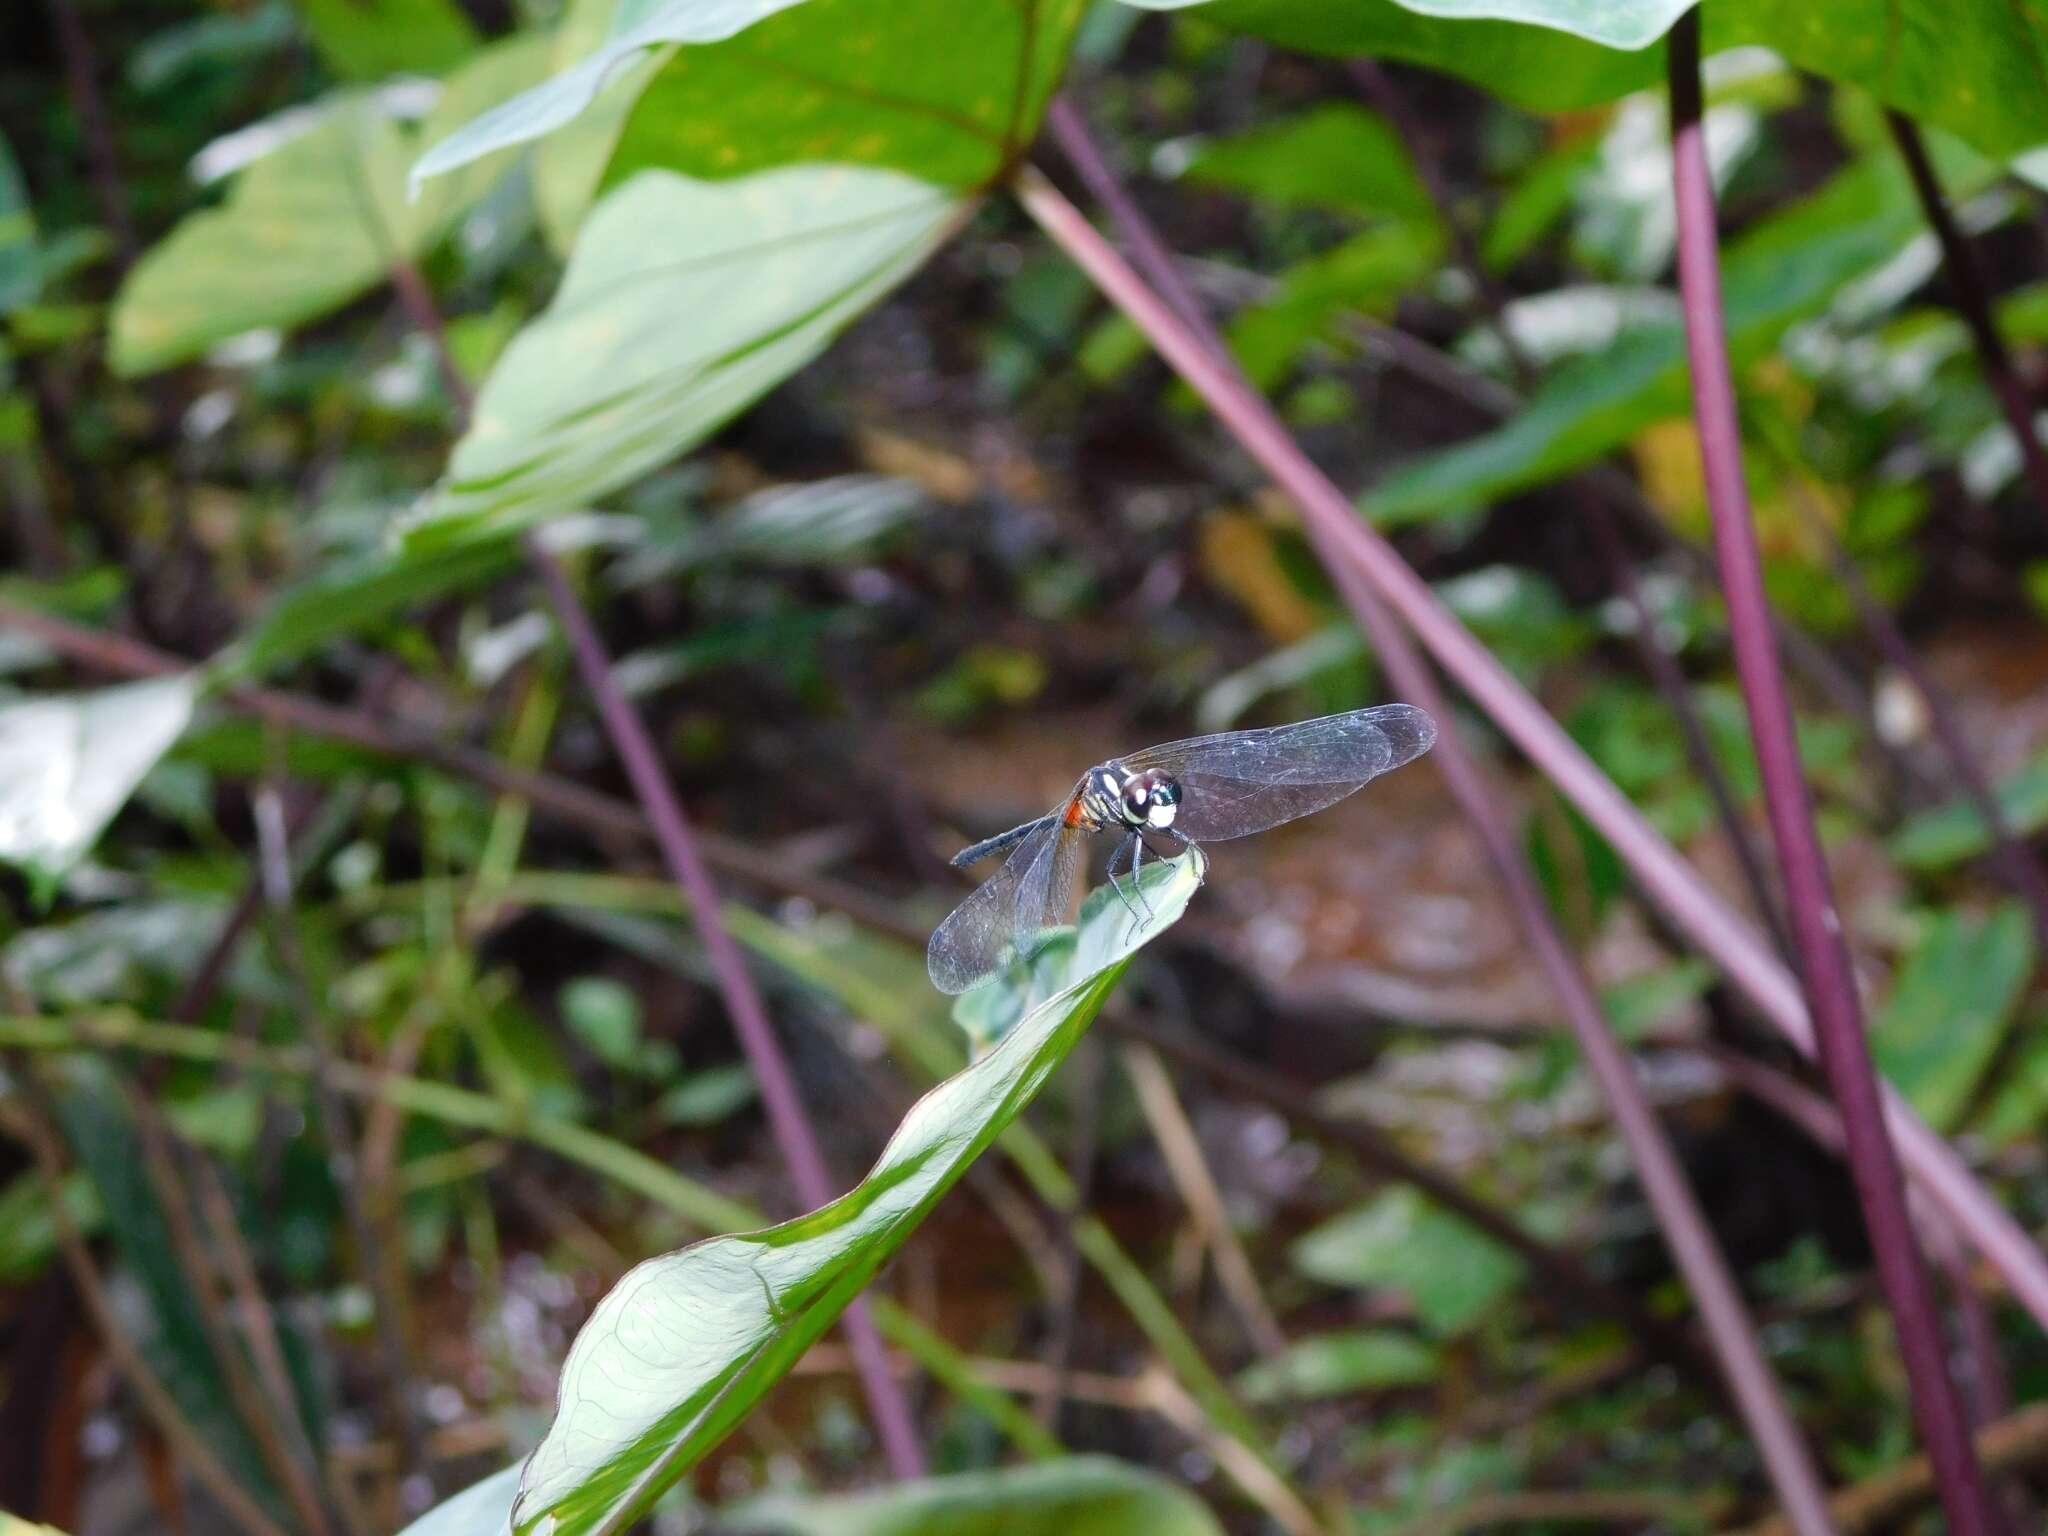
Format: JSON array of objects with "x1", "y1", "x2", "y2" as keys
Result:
[{"x1": 2, "y1": 0, "x2": 2047, "y2": 1530}]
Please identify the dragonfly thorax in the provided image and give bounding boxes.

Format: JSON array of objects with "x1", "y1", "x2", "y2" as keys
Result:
[{"x1": 1080, "y1": 763, "x2": 1182, "y2": 832}]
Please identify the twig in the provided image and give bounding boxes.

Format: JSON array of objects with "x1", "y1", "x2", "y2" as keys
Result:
[
  {"x1": 0, "y1": 601, "x2": 925, "y2": 942},
  {"x1": 4, "y1": 1088, "x2": 288, "y2": 1536},
  {"x1": 1006, "y1": 106, "x2": 2048, "y2": 1339},
  {"x1": 1178, "y1": 253, "x2": 1910, "y2": 796},
  {"x1": 1348, "y1": 61, "x2": 1793, "y2": 958},
  {"x1": 1119, "y1": 1041, "x2": 1288, "y2": 1361},
  {"x1": 1730, "y1": 1402, "x2": 2048, "y2": 1536},
  {"x1": 1886, "y1": 112, "x2": 2048, "y2": 525},
  {"x1": 1397, "y1": 1489, "x2": 1731, "y2": 1536},
  {"x1": 185, "y1": 1140, "x2": 366, "y2": 1535},
  {"x1": 1767, "y1": 440, "x2": 2048, "y2": 956},
  {"x1": 0, "y1": 1010, "x2": 1055, "y2": 1470},
  {"x1": 1106, "y1": 1013, "x2": 1699, "y2": 1374},
  {"x1": 1668, "y1": 21, "x2": 1994, "y2": 1532},
  {"x1": 1143, "y1": 1367, "x2": 1331, "y2": 1536},
  {"x1": 124, "y1": 1084, "x2": 336, "y2": 1536},
  {"x1": 522, "y1": 541, "x2": 927, "y2": 1479},
  {"x1": 253, "y1": 783, "x2": 427, "y2": 1487},
  {"x1": 1032, "y1": 110, "x2": 1837, "y2": 1535}
]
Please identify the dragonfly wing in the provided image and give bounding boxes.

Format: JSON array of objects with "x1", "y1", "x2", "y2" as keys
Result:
[
  {"x1": 1123, "y1": 703, "x2": 1435, "y2": 842},
  {"x1": 926, "y1": 818, "x2": 1087, "y2": 994}
]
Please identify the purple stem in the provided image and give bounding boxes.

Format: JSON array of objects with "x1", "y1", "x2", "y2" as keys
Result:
[
  {"x1": 1039, "y1": 104, "x2": 1838, "y2": 1534},
  {"x1": 1011, "y1": 124, "x2": 2048, "y2": 1340},
  {"x1": 1785, "y1": 477, "x2": 2048, "y2": 957},
  {"x1": 386, "y1": 255, "x2": 926, "y2": 1477},
  {"x1": 523, "y1": 542, "x2": 926, "y2": 1480},
  {"x1": 1886, "y1": 112, "x2": 2048, "y2": 525},
  {"x1": 1339, "y1": 67, "x2": 1792, "y2": 957},
  {"x1": 1668, "y1": 20, "x2": 1997, "y2": 1534}
]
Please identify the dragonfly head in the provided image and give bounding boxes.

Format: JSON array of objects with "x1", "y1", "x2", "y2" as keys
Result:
[{"x1": 1122, "y1": 768, "x2": 1182, "y2": 830}]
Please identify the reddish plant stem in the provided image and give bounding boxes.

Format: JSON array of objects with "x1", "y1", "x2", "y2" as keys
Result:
[
  {"x1": 522, "y1": 542, "x2": 926, "y2": 1480},
  {"x1": 1668, "y1": 21, "x2": 1996, "y2": 1534},
  {"x1": 379, "y1": 247, "x2": 925, "y2": 1478},
  {"x1": 1781, "y1": 469, "x2": 2048, "y2": 957},
  {"x1": 1886, "y1": 112, "x2": 2048, "y2": 524},
  {"x1": 1339, "y1": 71, "x2": 1792, "y2": 957},
  {"x1": 1004, "y1": 129, "x2": 2048, "y2": 1340},
  {"x1": 1037, "y1": 107, "x2": 1838, "y2": 1535}
]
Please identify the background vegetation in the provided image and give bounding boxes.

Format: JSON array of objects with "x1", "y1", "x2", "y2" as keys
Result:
[{"x1": 1, "y1": 0, "x2": 2046, "y2": 1532}]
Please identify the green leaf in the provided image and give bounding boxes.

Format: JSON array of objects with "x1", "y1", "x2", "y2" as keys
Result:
[
  {"x1": 227, "y1": 522, "x2": 525, "y2": 679},
  {"x1": 0, "y1": 1169, "x2": 103, "y2": 1284},
  {"x1": 1363, "y1": 154, "x2": 1953, "y2": 524},
  {"x1": 561, "y1": 976, "x2": 643, "y2": 1067},
  {"x1": 1291, "y1": 1186, "x2": 1525, "y2": 1337},
  {"x1": 0, "y1": 676, "x2": 197, "y2": 877},
  {"x1": 1236, "y1": 1329, "x2": 1441, "y2": 1402},
  {"x1": 1600, "y1": 957, "x2": 1713, "y2": 1043},
  {"x1": 726, "y1": 1458, "x2": 1228, "y2": 1536},
  {"x1": 415, "y1": 165, "x2": 959, "y2": 540},
  {"x1": 409, "y1": 0, "x2": 822, "y2": 189},
  {"x1": 1177, "y1": 0, "x2": 2048, "y2": 161},
  {"x1": 296, "y1": 0, "x2": 479, "y2": 80},
  {"x1": 1712, "y1": 0, "x2": 2048, "y2": 161},
  {"x1": 1484, "y1": 134, "x2": 1600, "y2": 272},
  {"x1": 530, "y1": 0, "x2": 668, "y2": 251},
  {"x1": 1873, "y1": 905, "x2": 2034, "y2": 1131},
  {"x1": 1163, "y1": 0, "x2": 1661, "y2": 114},
  {"x1": 1890, "y1": 749, "x2": 2048, "y2": 871},
  {"x1": 111, "y1": 37, "x2": 546, "y2": 375},
  {"x1": 1227, "y1": 221, "x2": 1445, "y2": 389},
  {"x1": 492, "y1": 853, "x2": 1201, "y2": 1534},
  {"x1": 603, "y1": 0, "x2": 1086, "y2": 193},
  {"x1": 1180, "y1": 102, "x2": 1438, "y2": 224}
]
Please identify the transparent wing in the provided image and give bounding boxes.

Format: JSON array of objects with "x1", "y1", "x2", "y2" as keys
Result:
[
  {"x1": 927, "y1": 813, "x2": 1090, "y2": 995},
  {"x1": 1122, "y1": 703, "x2": 1436, "y2": 843}
]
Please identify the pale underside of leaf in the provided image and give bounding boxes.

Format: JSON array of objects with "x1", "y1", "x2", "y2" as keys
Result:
[
  {"x1": 417, "y1": 164, "x2": 963, "y2": 540},
  {"x1": 409, "y1": 0, "x2": 819, "y2": 189},
  {"x1": 470, "y1": 853, "x2": 1203, "y2": 1534},
  {"x1": 0, "y1": 676, "x2": 197, "y2": 876},
  {"x1": 110, "y1": 36, "x2": 546, "y2": 375}
]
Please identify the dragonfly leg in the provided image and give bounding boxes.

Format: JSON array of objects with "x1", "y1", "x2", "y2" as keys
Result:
[
  {"x1": 1105, "y1": 835, "x2": 1145, "y2": 928},
  {"x1": 1128, "y1": 832, "x2": 1157, "y2": 919}
]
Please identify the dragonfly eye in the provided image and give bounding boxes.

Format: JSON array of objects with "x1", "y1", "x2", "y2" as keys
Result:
[
  {"x1": 1120, "y1": 776, "x2": 1152, "y2": 815},
  {"x1": 1123, "y1": 771, "x2": 1181, "y2": 826}
]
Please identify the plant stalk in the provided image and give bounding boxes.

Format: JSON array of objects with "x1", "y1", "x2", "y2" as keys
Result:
[
  {"x1": 521, "y1": 541, "x2": 926, "y2": 1479},
  {"x1": 1035, "y1": 105, "x2": 1837, "y2": 1534},
  {"x1": 1668, "y1": 19, "x2": 1996, "y2": 1532},
  {"x1": 998, "y1": 142, "x2": 2048, "y2": 1335},
  {"x1": 1339, "y1": 70, "x2": 1792, "y2": 957},
  {"x1": 1885, "y1": 112, "x2": 2048, "y2": 524}
]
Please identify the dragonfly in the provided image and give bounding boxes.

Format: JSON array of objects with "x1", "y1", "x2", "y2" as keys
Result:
[{"x1": 927, "y1": 704, "x2": 1437, "y2": 994}]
